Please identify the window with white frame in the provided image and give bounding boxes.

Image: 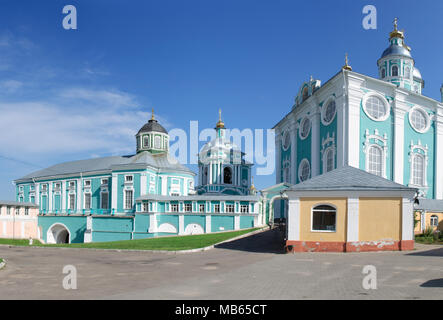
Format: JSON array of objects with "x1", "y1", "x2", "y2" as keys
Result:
[
  {"x1": 412, "y1": 154, "x2": 425, "y2": 186},
  {"x1": 410, "y1": 108, "x2": 429, "y2": 133},
  {"x1": 19, "y1": 186, "x2": 23, "y2": 192},
  {"x1": 199, "y1": 204, "x2": 205, "y2": 213},
  {"x1": 322, "y1": 99, "x2": 336, "y2": 125},
  {"x1": 54, "y1": 183, "x2": 61, "y2": 192},
  {"x1": 392, "y1": 65, "x2": 399, "y2": 77},
  {"x1": 101, "y1": 192, "x2": 109, "y2": 209},
  {"x1": 16, "y1": 207, "x2": 20, "y2": 215},
  {"x1": 367, "y1": 145, "x2": 383, "y2": 177},
  {"x1": 101, "y1": 178, "x2": 108, "y2": 185},
  {"x1": 214, "y1": 204, "x2": 220, "y2": 213},
  {"x1": 41, "y1": 184, "x2": 48, "y2": 192},
  {"x1": 299, "y1": 117, "x2": 311, "y2": 139},
  {"x1": 142, "y1": 202, "x2": 149, "y2": 212},
  {"x1": 283, "y1": 160, "x2": 291, "y2": 183},
  {"x1": 312, "y1": 205, "x2": 336, "y2": 232},
  {"x1": 171, "y1": 203, "x2": 179, "y2": 212},
  {"x1": 143, "y1": 135, "x2": 149, "y2": 148},
  {"x1": 365, "y1": 96, "x2": 387, "y2": 120},
  {"x1": 154, "y1": 136, "x2": 161, "y2": 149},
  {"x1": 6, "y1": 207, "x2": 11, "y2": 215},
  {"x1": 282, "y1": 131, "x2": 291, "y2": 151},
  {"x1": 240, "y1": 204, "x2": 249, "y2": 213},
  {"x1": 124, "y1": 190, "x2": 133, "y2": 209},
  {"x1": 68, "y1": 194, "x2": 75, "y2": 210},
  {"x1": 69, "y1": 181, "x2": 76, "y2": 189},
  {"x1": 324, "y1": 148, "x2": 334, "y2": 173},
  {"x1": 84, "y1": 180, "x2": 91, "y2": 188},
  {"x1": 84, "y1": 193, "x2": 92, "y2": 210},
  {"x1": 25, "y1": 208, "x2": 29, "y2": 216},
  {"x1": 226, "y1": 204, "x2": 234, "y2": 213},
  {"x1": 430, "y1": 215, "x2": 438, "y2": 227},
  {"x1": 184, "y1": 203, "x2": 192, "y2": 212},
  {"x1": 125, "y1": 175, "x2": 133, "y2": 183},
  {"x1": 298, "y1": 159, "x2": 311, "y2": 182},
  {"x1": 381, "y1": 68, "x2": 386, "y2": 78}
]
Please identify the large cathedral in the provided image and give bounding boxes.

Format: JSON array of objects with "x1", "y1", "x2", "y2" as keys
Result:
[
  {"x1": 13, "y1": 111, "x2": 263, "y2": 243},
  {"x1": 274, "y1": 19, "x2": 443, "y2": 211}
]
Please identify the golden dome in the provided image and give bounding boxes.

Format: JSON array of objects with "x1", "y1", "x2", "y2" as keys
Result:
[{"x1": 389, "y1": 18, "x2": 404, "y2": 40}]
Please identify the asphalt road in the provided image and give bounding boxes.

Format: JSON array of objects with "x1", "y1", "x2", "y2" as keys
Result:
[{"x1": 0, "y1": 229, "x2": 441, "y2": 300}]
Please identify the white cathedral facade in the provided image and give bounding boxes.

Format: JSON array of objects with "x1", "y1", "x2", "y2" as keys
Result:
[{"x1": 274, "y1": 19, "x2": 443, "y2": 212}]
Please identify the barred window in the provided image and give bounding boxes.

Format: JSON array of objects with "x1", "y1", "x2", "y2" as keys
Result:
[
  {"x1": 184, "y1": 203, "x2": 192, "y2": 212},
  {"x1": 84, "y1": 193, "x2": 91, "y2": 210},
  {"x1": 226, "y1": 204, "x2": 235, "y2": 213},
  {"x1": 101, "y1": 192, "x2": 109, "y2": 209},
  {"x1": 124, "y1": 190, "x2": 133, "y2": 210},
  {"x1": 240, "y1": 205, "x2": 249, "y2": 213},
  {"x1": 365, "y1": 96, "x2": 386, "y2": 120}
]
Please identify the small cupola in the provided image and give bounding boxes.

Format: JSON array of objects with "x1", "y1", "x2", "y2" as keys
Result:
[{"x1": 136, "y1": 109, "x2": 169, "y2": 154}]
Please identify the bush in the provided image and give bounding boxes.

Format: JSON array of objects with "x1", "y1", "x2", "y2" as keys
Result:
[{"x1": 422, "y1": 227, "x2": 435, "y2": 237}]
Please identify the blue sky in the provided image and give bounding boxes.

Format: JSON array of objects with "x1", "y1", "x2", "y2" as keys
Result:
[{"x1": 0, "y1": 0, "x2": 442, "y2": 199}]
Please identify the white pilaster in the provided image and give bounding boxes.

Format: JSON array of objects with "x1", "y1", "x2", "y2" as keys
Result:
[
  {"x1": 61, "y1": 181, "x2": 66, "y2": 211},
  {"x1": 140, "y1": 173, "x2": 147, "y2": 196},
  {"x1": 346, "y1": 197, "x2": 359, "y2": 242},
  {"x1": 205, "y1": 215, "x2": 211, "y2": 233},
  {"x1": 178, "y1": 214, "x2": 184, "y2": 235},
  {"x1": 393, "y1": 103, "x2": 406, "y2": 184},
  {"x1": 77, "y1": 179, "x2": 82, "y2": 212},
  {"x1": 111, "y1": 174, "x2": 118, "y2": 210},
  {"x1": 434, "y1": 112, "x2": 443, "y2": 199},
  {"x1": 401, "y1": 198, "x2": 414, "y2": 241},
  {"x1": 275, "y1": 128, "x2": 282, "y2": 184},
  {"x1": 48, "y1": 183, "x2": 53, "y2": 212},
  {"x1": 347, "y1": 93, "x2": 361, "y2": 168},
  {"x1": 311, "y1": 109, "x2": 321, "y2": 177},
  {"x1": 148, "y1": 214, "x2": 158, "y2": 233},
  {"x1": 287, "y1": 198, "x2": 300, "y2": 241},
  {"x1": 234, "y1": 215, "x2": 240, "y2": 230},
  {"x1": 336, "y1": 93, "x2": 345, "y2": 168},
  {"x1": 35, "y1": 183, "x2": 40, "y2": 205},
  {"x1": 290, "y1": 119, "x2": 297, "y2": 184}
]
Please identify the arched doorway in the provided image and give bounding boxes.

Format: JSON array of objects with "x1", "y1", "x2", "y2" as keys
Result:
[{"x1": 47, "y1": 223, "x2": 71, "y2": 244}]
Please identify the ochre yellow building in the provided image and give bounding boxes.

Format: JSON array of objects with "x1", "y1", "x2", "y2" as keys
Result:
[
  {"x1": 283, "y1": 167, "x2": 416, "y2": 252},
  {"x1": 414, "y1": 199, "x2": 443, "y2": 234}
]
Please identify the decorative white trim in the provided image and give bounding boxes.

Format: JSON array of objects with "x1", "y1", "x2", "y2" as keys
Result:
[
  {"x1": 363, "y1": 129, "x2": 388, "y2": 179},
  {"x1": 298, "y1": 158, "x2": 311, "y2": 182},
  {"x1": 320, "y1": 96, "x2": 337, "y2": 126},
  {"x1": 298, "y1": 117, "x2": 311, "y2": 140},
  {"x1": 408, "y1": 140, "x2": 429, "y2": 190},
  {"x1": 282, "y1": 130, "x2": 291, "y2": 151},
  {"x1": 321, "y1": 132, "x2": 336, "y2": 173},
  {"x1": 362, "y1": 91, "x2": 390, "y2": 122},
  {"x1": 310, "y1": 203, "x2": 337, "y2": 233},
  {"x1": 408, "y1": 106, "x2": 431, "y2": 134}
]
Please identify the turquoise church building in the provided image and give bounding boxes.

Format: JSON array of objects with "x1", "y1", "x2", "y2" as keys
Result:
[
  {"x1": 14, "y1": 112, "x2": 263, "y2": 244},
  {"x1": 273, "y1": 20, "x2": 443, "y2": 218}
]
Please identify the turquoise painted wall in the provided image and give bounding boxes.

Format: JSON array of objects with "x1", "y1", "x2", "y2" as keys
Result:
[
  {"x1": 211, "y1": 215, "x2": 234, "y2": 232},
  {"x1": 39, "y1": 215, "x2": 87, "y2": 243},
  {"x1": 240, "y1": 216, "x2": 254, "y2": 229}
]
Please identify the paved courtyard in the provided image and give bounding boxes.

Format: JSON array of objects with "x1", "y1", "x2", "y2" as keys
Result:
[{"x1": 0, "y1": 229, "x2": 442, "y2": 300}]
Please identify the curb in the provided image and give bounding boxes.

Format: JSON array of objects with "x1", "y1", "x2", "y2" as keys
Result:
[{"x1": 0, "y1": 226, "x2": 270, "y2": 254}]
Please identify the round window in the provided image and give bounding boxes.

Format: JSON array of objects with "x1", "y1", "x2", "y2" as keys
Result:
[
  {"x1": 299, "y1": 117, "x2": 311, "y2": 139},
  {"x1": 322, "y1": 99, "x2": 336, "y2": 125},
  {"x1": 298, "y1": 159, "x2": 311, "y2": 182},
  {"x1": 409, "y1": 107, "x2": 429, "y2": 133},
  {"x1": 364, "y1": 95, "x2": 388, "y2": 121},
  {"x1": 282, "y1": 131, "x2": 291, "y2": 151}
]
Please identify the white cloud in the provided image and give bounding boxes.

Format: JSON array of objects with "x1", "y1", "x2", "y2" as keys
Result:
[{"x1": 0, "y1": 88, "x2": 172, "y2": 158}]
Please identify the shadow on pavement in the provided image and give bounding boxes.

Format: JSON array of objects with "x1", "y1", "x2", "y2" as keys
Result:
[
  {"x1": 420, "y1": 279, "x2": 443, "y2": 288},
  {"x1": 406, "y1": 247, "x2": 443, "y2": 257},
  {"x1": 215, "y1": 228, "x2": 286, "y2": 254}
]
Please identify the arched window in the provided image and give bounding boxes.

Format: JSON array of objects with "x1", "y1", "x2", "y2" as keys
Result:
[
  {"x1": 143, "y1": 136, "x2": 149, "y2": 148},
  {"x1": 299, "y1": 159, "x2": 311, "y2": 182},
  {"x1": 223, "y1": 167, "x2": 232, "y2": 184},
  {"x1": 381, "y1": 68, "x2": 386, "y2": 78},
  {"x1": 312, "y1": 205, "x2": 336, "y2": 232},
  {"x1": 412, "y1": 154, "x2": 425, "y2": 186},
  {"x1": 203, "y1": 167, "x2": 208, "y2": 185},
  {"x1": 368, "y1": 145, "x2": 383, "y2": 177},
  {"x1": 154, "y1": 136, "x2": 161, "y2": 149},
  {"x1": 324, "y1": 148, "x2": 334, "y2": 173},
  {"x1": 283, "y1": 161, "x2": 291, "y2": 183},
  {"x1": 392, "y1": 65, "x2": 399, "y2": 77},
  {"x1": 430, "y1": 215, "x2": 438, "y2": 227}
]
